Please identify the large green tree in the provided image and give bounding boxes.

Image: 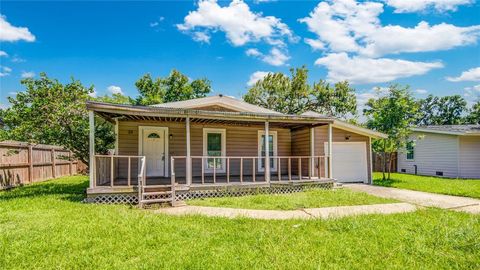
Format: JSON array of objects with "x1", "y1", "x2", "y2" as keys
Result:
[
  {"x1": 364, "y1": 84, "x2": 420, "y2": 180},
  {"x1": 95, "y1": 93, "x2": 134, "y2": 105},
  {"x1": 243, "y1": 66, "x2": 357, "y2": 118},
  {"x1": 0, "y1": 73, "x2": 115, "y2": 165},
  {"x1": 466, "y1": 101, "x2": 480, "y2": 124},
  {"x1": 416, "y1": 95, "x2": 468, "y2": 125},
  {"x1": 135, "y1": 69, "x2": 211, "y2": 105}
]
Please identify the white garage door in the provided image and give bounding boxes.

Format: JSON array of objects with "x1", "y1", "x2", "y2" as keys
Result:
[{"x1": 325, "y1": 142, "x2": 368, "y2": 183}]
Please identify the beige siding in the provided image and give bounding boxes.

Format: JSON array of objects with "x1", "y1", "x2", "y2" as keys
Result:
[
  {"x1": 459, "y1": 136, "x2": 480, "y2": 178},
  {"x1": 117, "y1": 120, "x2": 291, "y2": 177},
  {"x1": 291, "y1": 128, "x2": 310, "y2": 175},
  {"x1": 314, "y1": 126, "x2": 372, "y2": 180},
  {"x1": 397, "y1": 132, "x2": 459, "y2": 178}
]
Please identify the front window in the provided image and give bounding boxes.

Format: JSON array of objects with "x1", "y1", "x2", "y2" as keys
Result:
[
  {"x1": 258, "y1": 131, "x2": 277, "y2": 172},
  {"x1": 406, "y1": 141, "x2": 414, "y2": 160},
  {"x1": 203, "y1": 128, "x2": 226, "y2": 172}
]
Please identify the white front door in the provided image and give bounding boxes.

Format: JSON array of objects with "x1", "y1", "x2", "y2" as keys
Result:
[{"x1": 140, "y1": 127, "x2": 167, "y2": 177}]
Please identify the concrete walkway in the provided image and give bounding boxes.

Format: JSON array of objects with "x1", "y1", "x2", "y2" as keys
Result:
[
  {"x1": 155, "y1": 203, "x2": 417, "y2": 220},
  {"x1": 345, "y1": 184, "x2": 480, "y2": 214}
]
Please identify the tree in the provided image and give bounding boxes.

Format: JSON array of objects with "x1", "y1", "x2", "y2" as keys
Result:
[
  {"x1": 363, "y1": 84, "x2": 419, "y2": 180},
  {"x1": 95, "y1": 93, "x2": 134, "y2": 105},
  {"x1": 0, "y1": 73, "x2": 115, "y2": 165},
  {"x1": 416, "y1": 95, "x2": 467, "y2": 125},
  {"x1": 243, "y1": 66, "x2": 357, "y2": 118},
  {"x1": 134, "y1": 69, "x2": 211, "y2": 105},
  {"x1": 466, "y1": 101, "x2": 480, "y2": 124}
]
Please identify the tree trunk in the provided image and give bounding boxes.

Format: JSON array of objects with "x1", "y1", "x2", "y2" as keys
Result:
[
  {"x1": 382, "y1": 141, "x2": 386, "y2": 180},
  {"x1": 387, "y1": 152, "x2": 393, "y2": 180}
]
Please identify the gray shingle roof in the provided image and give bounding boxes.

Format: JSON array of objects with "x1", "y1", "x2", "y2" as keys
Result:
[{"x1": 413, "y1": 125, "x2": 480, "y2": 135}]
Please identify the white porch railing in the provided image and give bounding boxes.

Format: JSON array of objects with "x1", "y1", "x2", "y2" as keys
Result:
[{"x1": 171, "y1": 155, "x2": 328, "y2": 185}]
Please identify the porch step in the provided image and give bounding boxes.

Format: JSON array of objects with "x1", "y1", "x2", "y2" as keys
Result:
[
  {"x1": 143, "y1": 191, "x2": 173, "y2": 196},
  {"x1": 141, "y1": 198, "x2": 172, "y2": 204}
]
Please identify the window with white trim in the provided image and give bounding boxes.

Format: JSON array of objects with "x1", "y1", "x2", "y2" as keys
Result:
[
  {"x1": 203, "y1": 128, "x2": 226, "y2": 172},
  {"x1": 406, "y1": 141, "x2": 414, "y2": 160},
  {"x1": 258, "y1": 130, "x2": 277, "y2": 172}
]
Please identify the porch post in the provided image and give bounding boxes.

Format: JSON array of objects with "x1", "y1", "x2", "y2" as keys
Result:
[
  {"x1": 186, "y1": 116, "x2": 192, "y2": 185},
  {"x1": 368, "y1": 137, "x2": 373, "y2": 184},
  {"x1": 310, "y1": 127, "x2": 315, "y2": 178},
  {"x1": 114, "y1": 118, "x2": 119, "y2": 154},
  {"x1": 89, "y1": 111, "x2": 95, "y2": 188},
  {"x1": 327, "y1": 123, "x2": 333, "y2": 179},
  {"x1": 264, "y1": 121, "x2": 270, "y2": 183}
]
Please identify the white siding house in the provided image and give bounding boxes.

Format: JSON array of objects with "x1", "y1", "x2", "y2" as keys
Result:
[{"x1": 397, "y1": 125, "x2": 480, "y2": 179}]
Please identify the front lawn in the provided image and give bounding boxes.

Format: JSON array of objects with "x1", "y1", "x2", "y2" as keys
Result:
[
  {"x1": 188, "y1": 188, "x2": 397, "y2": 210},
  {"x1": 1, "y1": 176, "x2": 479, "y2": 269},
  {"x1": 374, "y1": 172, "x2": 480, "y2": 198}
]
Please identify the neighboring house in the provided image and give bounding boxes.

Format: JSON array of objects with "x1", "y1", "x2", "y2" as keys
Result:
[
  {"x1": 398, "y1": 125, "x2": 480, "y2": 179},
  {"x1": 86, "y1": 95, "x2": 386, "y2": 205}
]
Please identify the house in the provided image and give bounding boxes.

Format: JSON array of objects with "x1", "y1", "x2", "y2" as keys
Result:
[
  {"x1": 86, "y1": 95, "x2": 386, "y2": 205},
  {"x1": 398, "y1": 125, "x2": 480, "y2": 179}
]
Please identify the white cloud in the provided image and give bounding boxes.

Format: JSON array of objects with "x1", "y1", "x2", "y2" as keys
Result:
[
  {"x1": 8, "y1": 91, "x2": 18, "y2": 96},
  {"x1": 247, "y1": 71, "x2": 271, "y2": 86},
  {"x1": 0, "y1": 66, "x2": 12, "y2": 77},
  {"x1": 246, "y1": 48, "x2": 262, "y2": 57},
  {"x1": 446, "y1": 67, "x2": 480, "y2": 82},
  {"x1": 315, "y1": 53, "x2": 443, "y2": 84},
  {"x1": 415, "y1": 89, "x2": 428, "y2": 94},
  {"x1": 0, "y1": 14, "x2": 35, "y2": 42},
  {"x1": 150, "y1": 17, "x2": 165, "y2": 27},
  {"x1": 0, "y1": 51, "x2": 7, "y2": 57},
  {"x1": 246, "y1": 47, "x2": 289, "y2": 66},
  {"x1": 89, "y1": 89, "x2": 98, "y2": 98},
  {"x1": 385, "y1": 0, "x2": 473, "y2": 13},
  {"x1": 304, "y1": 38, "x2": 324, "y2": 51},
  {"x1": 177, "y1": 0, "x2": 295, "y2": 47},
  {"x1": 463, "y1": 84, "x2": 480, "y2": 104},
  {"x1": 107, "y1": 85, "x2": 123, "y2": 95},
  {"x1": 356, "y1": 86, "x2": 390, "y2": 114},
  {"x1": 11, "y1": 56, "x2": 26, "y2": 63},
  {"x1": 300, "y1": 0, "x2": 480, "y2": 57},
  {"x1": 21, "y1": 71, "x2": 35, "y2": 78},
  {"x1": 254, "y1": 0, "x2": 277, "y2": 3},
  {"x1": 192, "y1": 31, "x2": 210, "y2": 43},
  {"x1": 262, "y1": 48, "x2": 289, "y2": 66}
]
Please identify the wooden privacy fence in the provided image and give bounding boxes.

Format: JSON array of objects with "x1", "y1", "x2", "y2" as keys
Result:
[
  {"x1": 372, "y1": 152, "x2": 397, "y2": 172},
  {"x1": 0, "y1": 141, "x2": 80, "y2": 190}
]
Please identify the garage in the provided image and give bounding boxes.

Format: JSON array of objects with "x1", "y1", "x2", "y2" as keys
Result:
[{"x1": 325, "y1": 142, "x2": 368, "y2": 183}]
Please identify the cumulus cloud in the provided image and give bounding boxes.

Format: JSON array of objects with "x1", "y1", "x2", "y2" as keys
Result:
[
  {"x1": 107, "y1": 85, "x2": 123, "y2": 95},
  {"x1": 177, "y1": 0, "x2": 295, "y2": 47},
  {"x1": 245, "y1": 48, "x2": 262, "y2": 57},
  {"x1": 0, "y1": 15, "x2": 35, "y2": 42},
  {"x1": 446, "y1": 67, "x2": 480, "y2": 82},
  {"x1": 247, "y1": 71, "x2": 271, "y2": 86},
  {"x1": 0, "y1": 66, "x2": 12, "y2": 77},
  {"x1": 416, "y1": 89, "x2": 428, "y2": 94},
  {"x1": 300, "y1": 0, "x2": 480, "y2": 57},
  {"x1": 245, "y1": 47, "x2": 289, "y2": 66},
  {"x1": 385, "y1": 0, "x2": 473, "y2": 13},
  {"x1": 315, "y1": 53, "x2": 443, "y2": 84},
  {"x1": 21, "y1": 71, "x2": 35, "y2": 78},
  {"x1": 0, "y1": 51, "x2": 7, "y2": 57}
]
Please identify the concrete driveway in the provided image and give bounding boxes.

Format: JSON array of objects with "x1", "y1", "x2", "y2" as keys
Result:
[{"x1": 344, "y1": 184, "x2": 480, "y2": 214}]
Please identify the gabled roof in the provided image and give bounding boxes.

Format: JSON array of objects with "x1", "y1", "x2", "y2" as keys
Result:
[
  {"x1": 303, "y1": 111, "x2": 387, "y2": 138},
  {"x1": 152, "y1": 94, "x2": 282, "y2": 115},
  {"x1": 413, "y1": 125, "x2": 480, "y2": 136}
]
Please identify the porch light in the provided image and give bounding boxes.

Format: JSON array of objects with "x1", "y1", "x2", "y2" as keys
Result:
[{"x1": 169, "y1": 134, "x2": 173, "y2": 140}]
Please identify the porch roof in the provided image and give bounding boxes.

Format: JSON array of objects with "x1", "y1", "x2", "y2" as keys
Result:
[{"x1": 86, "y1": 101, "x2": 387, "y2": 138}]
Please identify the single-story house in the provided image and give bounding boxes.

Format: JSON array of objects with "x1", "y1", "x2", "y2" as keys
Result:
[
  {"x1": 398, "y1": 125, "x2": 480, "y2": 179},
  {"x1": 86, "y1": 95, "x2": 386, "y2": 205}
]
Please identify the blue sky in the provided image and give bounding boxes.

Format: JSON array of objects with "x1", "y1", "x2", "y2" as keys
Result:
[{"x1": 1, "y1": 0, "x2": 479, "y2": 110}]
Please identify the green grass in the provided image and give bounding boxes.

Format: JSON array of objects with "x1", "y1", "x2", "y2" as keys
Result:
[
  {"x1": 374, "y1": 172, "x2": 480, "y2": 199},
  {"x1": 188, "y1": 188, "x2": 397, "y2": 210},
  {"x1": 1, "y1": 176, "x2": 479, "y2": 269}
]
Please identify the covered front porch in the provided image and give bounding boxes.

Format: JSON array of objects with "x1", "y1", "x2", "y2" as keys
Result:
[{"x1": 86, "y1": 101, "x2": 336, "y2": 204}]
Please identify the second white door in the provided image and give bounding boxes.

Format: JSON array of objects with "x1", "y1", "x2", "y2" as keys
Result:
[{"x1": 140, "y1": 127, "x2": 167, "y2": 177}]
